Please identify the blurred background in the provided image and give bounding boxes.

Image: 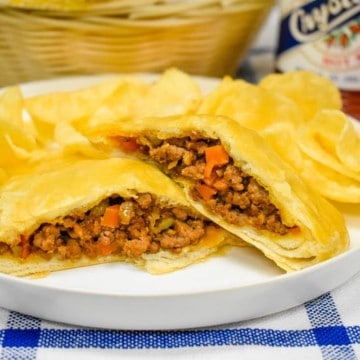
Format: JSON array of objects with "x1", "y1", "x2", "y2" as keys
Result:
[{"x1": 0, "y1": 0, "x2": 276, "y2": 86}]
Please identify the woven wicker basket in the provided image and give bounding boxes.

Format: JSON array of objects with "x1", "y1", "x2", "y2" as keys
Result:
[{"x1": 0, "y1": 0, "x2": 274, "y2": 87}]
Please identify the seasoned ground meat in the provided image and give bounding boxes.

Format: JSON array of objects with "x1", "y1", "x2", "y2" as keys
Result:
[
  {"x1": 0, "y1": 243, "x2": 10, "y2": 255},
  {"x1": 140, "y1": 135, "x2": 295, "y2": 235},
  {"x1": 15, "y1": 193, "x2": 211, "y2": 260},
  {"x1": 160, "y1": 220, "x2": 205, "y2": 249}
]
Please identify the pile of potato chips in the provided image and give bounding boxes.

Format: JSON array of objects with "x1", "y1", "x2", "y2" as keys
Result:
[
  {"x1": 1, "y1": 68, "x2": 359, "y2": 203},
  {"x1": 198, "y1": 70, "x2": 359, "y2": 203}
]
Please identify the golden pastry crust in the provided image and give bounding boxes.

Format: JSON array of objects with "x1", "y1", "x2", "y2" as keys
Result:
[
  {"x1": 0, "y1": 158, "x2": 237, "y2": 276},
  {"x1": 87, "y1": 114, "x2": 350, "y2": 271}
]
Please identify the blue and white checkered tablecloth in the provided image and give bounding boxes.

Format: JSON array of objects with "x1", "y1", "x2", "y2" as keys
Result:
[
  {"x1": 1, "y1": 273, "x2": 360, "y2": 359},
  {"x1": 1, "y1": 8, "x2": 360, "y2": 360}
]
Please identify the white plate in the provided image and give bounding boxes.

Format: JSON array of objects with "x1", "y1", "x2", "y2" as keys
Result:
[{"x1": 0, "y1": 75, "x2": 359, "y2": 330}]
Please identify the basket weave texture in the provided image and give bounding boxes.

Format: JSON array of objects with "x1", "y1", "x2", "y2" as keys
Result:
[{"x1": 0, "y1": 0, "x2": 274, "y2": 86}]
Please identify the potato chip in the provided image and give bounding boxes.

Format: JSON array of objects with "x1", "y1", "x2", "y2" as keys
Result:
[
  {"x1": 261, "y1": 121, "x2": 360, "y2": 202},
  {"x1": 0, "y1": 119, "x2": 35, "y2": 150},
  {"x1": 336, "y1": 115, "x2": 360, "y2": 172},
  {"x1": 141, "y1": 68, "x2": 202, "y2": 117},
  {"x1": 260, "y1": 122, "x2": 305, "y2": 171},
  {"x1": 54, "y1": 122, "x2": 107, "y2": 159},
  {"x1": 261, "y1": 111, "x2": 360, "y2": 202},
  {"x1": 0, "y1": 86, "x2": 38, "y2": 136},
  {"x1": 86, "y1": 68, "x2": 201, "y2": 129},
  {"x1": 0, "y1": 86, "x2": 39, "y2": 142},
  {"x1": 0, "y1": 135, "x2": 30, "y2": 168},
  {"x1": 24, "y1": 77, "x2": 136, "y2": 144},
  {"x1": 84, "y1": 79, "x2": 150, "y2": 129},
  {"x1": 259, "y1": 71, "x2": 342, "y2": 121},
  {"x1": 297, "y1": 110, "x2": 360, "y2": 182},
  {"x1": 25, "y1": 77, "x2": 126, "y2": 125},
  {"x1": 0, "y1": 88, "x2": 38, "y2": 167},
  {"x1": 197, "y1": 77, "x2": 304, "y2": 131},
  {"x1": 300, "y1": 157, "x2": 360, "y2": 203},
  {"x1": 0, "y1": 86, "x2": 24, "y2": 127}
]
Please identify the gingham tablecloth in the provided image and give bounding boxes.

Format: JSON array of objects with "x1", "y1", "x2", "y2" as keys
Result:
[
  {"x1": 1, "y1": 8, "x2": 360, "y2": 360},
  {"x1": 1, "y1": 273, "x2": 360, "y2": 359}
]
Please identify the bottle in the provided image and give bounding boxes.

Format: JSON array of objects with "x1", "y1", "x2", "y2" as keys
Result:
[{"x1": 276, "y1": 0, "x2": 360, "y2": 120}]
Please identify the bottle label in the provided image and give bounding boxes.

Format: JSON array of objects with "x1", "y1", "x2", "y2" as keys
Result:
[{"x1": 276, "y1": 0, "x2": 360, "y2": 90}]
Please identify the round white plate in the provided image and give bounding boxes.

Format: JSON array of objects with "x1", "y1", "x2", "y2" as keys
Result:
[{"x1": 0, "y1": 75, "x2": 359, "y2": 330}]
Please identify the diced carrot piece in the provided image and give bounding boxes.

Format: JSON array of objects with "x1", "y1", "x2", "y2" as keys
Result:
[
  {"x1": 196, "y1": 184, "x2": 217, "y2": 200},
  {"x1": 98, "y1": 243, "x2": 116, "y2": 256},
  {"x1": 115, "y1": 137, "x2": 139, "y2": 153},
  {"x1": 204, "y1": 145, "x2": 229, "y2": 178},
  {"x1": 101, "y1": 204, "x2": 120, "y2": 228},
  {"x1": 20, "y1": 235, "x2": 31, "y2": 259}
]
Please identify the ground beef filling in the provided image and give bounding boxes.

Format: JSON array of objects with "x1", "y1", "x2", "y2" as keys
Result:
[
  {"x1": 137, "y1": 135, "x2": 295, "y2": 235},
  {"x1": 16, "y1": 193, "x2": 209, "y2": 260}
]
